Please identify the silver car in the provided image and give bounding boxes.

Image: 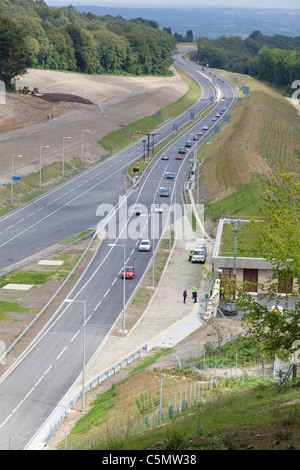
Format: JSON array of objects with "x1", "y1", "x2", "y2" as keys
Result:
[{"x1": 139, "y1": 239, "x2": 151, "y2": 251}]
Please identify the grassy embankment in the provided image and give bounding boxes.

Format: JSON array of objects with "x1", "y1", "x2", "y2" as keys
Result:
[
  {"x1": 196, "y1": 70, "x2": 300, "y2": 223},
  {"x1": 58, "y1": 335, "x2": 300, "y2": 451}
]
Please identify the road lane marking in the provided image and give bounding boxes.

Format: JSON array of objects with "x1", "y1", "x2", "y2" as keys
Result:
[
  {"x1": 56, "y1": 346, "x2": 67, "y2": 360},
  {"x1": 103, "y1": 288, "x2": 110, "y2": 298},
  {"x1": 71, "y1": 330, "x2": 80, "y2": 341}
]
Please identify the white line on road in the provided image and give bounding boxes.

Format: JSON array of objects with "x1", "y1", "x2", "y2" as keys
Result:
[
  {"x1": 56, "y1": 346, "x2": 67, "y2": 360},
  {"x1": 103, "y1": 288, "x2": 110, "y2": 298}
]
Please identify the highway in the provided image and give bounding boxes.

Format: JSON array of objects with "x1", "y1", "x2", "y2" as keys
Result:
[{"x1": 0, "y1": 54, "x2": 237, "y2": 449}]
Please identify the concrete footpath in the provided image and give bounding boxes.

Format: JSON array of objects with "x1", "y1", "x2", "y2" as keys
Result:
[{"x1": 73, "y1": 214, "x2": 214, "y2": 396}]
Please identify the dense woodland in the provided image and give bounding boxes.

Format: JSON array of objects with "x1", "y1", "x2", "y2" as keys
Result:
[
  {"x1": 193, "y1": 31, "x2": 300, "y2": 90},
  {"x1": 1, "y1": 0, "x2": 300, "y2": 93},
  {"x1": 0, "y1": 0, "x2": 175, "y2": 88}
]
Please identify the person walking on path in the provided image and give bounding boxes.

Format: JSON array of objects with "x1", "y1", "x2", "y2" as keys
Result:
[
  {"x1": 190, "y1": 285, "x2": 196, "y2": 300},
  {"x1": 183, "y1": 289, "x2": 187, "y2": 303},
  {"x1": 194, "y1": 289, "x2": 197, "y2": 303}
]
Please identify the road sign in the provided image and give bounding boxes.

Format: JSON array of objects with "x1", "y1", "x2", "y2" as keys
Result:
[{"x1": 11, "y1": 176, "x2": 20, "y2": 181}]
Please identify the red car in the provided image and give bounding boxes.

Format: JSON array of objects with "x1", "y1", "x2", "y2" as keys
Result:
[
  {"x1": 176, "y1": 154, "x2": 182, "y2": 160},
  {"x1": 121, "y1": 266, "x2": 135, "y2": 279}
]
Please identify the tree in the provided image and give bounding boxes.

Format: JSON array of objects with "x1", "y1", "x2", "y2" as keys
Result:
[
  {"x1": 236, "y1": 170, "x2": 300, "y2": 355},
  {"x1": 0, "y1": 14, "x2": 27, "y2": 89}
]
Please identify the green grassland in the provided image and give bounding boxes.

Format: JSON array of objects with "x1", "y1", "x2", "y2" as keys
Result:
[
  {"x1": 99, "y1": 68, "x2": 202, "y2": 155},
  {"x1": 58, "y1": 336, "x2": 300, "y2": 451},
  {"x1": 199, "y1": 70, "x2": 300, "y2": 222}
]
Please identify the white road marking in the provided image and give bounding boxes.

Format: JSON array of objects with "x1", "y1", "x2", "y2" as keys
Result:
[
  {"x1": 56, "y1": 346, "x2": 67, "y2": 360},
  {"x1": 103, "y1": 288, "x2": 110, "y2": 298}
]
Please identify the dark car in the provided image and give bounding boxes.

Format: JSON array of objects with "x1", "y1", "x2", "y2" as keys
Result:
[
  {"x1": 222, "y1": 301, "x2": 237, "y2": 316},
  {"x1": 178, "y1": 148, "x2": 186, "y2": 154}
]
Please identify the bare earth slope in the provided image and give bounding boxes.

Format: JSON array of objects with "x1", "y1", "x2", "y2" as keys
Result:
[{"x1": 0, "y1": 68, "x2": 187, "y2": 185}]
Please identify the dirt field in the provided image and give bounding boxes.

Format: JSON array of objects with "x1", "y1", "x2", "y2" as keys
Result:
[{"x1": 0, "y1": 68, "x2": 187, "y2": 185}]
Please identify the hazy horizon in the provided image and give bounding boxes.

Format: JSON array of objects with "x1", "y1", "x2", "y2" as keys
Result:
[{"x1": 46, "y1": 1, "x2": 300, "y2": 9}]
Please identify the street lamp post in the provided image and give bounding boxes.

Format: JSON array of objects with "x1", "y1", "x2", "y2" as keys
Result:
[
  {"x1": 64, "y1": 299, "x2": 86, "y2": 412},
  {"x1": 62, "y1": 136, "x2": 72, "y2": 177},
  {"x1": 11, "y1": 154, "x2": 22, "y2": 204},
  {"x1": 39, "y1": 145, "x2": 49, "y2": 189},
  {"x1": 81, "y1": 130, "x2": 90, "y2": 167},
  {"x1": 108, "y1": 243, "x2": 126, "y2": 333}
]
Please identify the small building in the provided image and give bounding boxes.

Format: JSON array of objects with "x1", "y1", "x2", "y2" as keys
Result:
[{"x1": 212, "y1": 218, "x2": 294, "y2": 299}]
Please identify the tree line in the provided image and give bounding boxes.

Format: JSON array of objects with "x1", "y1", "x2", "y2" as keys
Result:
[
  {"x1": 0, "y1": 0, "x2": 176, "y2": 89},
  {"x1": 193, "y1": 30, "x2": 300, "y2": 90}
]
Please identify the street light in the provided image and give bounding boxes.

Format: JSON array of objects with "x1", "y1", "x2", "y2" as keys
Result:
[
  {"x1": 108, "y1": 243, "x2": 126, "y2": 333},
  {"x1": 11, "y1": 154, "x2": 22, "y2": 204},
  {"x1": 62, "y1": 136, "x2": 72, "y2": 177},
  {"x1": 64, "y1": 299, "x2": 86, "y2": 412},
  {"x1": 81, "y1": 130, "x2": 90, "y2": 167},
  {"x1": 39, "y1": 145, "x2": 49, "y2": 189}
]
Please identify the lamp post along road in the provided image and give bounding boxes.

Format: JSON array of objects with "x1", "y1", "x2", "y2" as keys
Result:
[
  {"x1": 39, "y1": 145, "x2": 49, "y2": 189},
  {"x1": 62, "y1": 136, "x2": 71, "y2": 177},
  {"x1": 64, "y1": 299, "x2": 86, "y2": 412},
  {"x1": 109, "y1": 243, "x2": 126, "y2": 333},
  {"x1": 81, "y1": 130, "x2": 90, "y2": 167},
  {"x1": 11, "y1": 154, "x2": 22, "y2": 204}
]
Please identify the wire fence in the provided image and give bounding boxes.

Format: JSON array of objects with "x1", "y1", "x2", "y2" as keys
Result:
[{"x1": 54, "y1": 345, "x2": 297, "y2": 450}]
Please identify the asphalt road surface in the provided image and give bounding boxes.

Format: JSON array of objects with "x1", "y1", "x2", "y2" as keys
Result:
[{"x1": 0, "y1": 55, "x2": 237, "y2": 449}]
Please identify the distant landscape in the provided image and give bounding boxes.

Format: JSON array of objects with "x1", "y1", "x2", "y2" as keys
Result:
[{"x1": 68, "y1": 5, "x2": 300, "y2": 39}]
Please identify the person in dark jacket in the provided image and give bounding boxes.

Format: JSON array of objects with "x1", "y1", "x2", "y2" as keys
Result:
[
  {"x1": 194, "y1": 290, "x2": 197, "y2": 303},
  {"x1": 183, "y1": 289, "x2": 187, "y2": 303}
]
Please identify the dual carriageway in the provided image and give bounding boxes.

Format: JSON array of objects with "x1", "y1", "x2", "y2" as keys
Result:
[{"x1": 0, "y1": 54, "x2": 237, "y2": 449}]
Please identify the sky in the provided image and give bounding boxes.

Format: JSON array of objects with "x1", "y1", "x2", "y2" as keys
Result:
[{"x1": 47, "y1": 0, "x2": 300, "y2": 9}]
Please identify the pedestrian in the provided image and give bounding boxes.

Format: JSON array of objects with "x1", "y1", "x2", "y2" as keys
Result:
[
  {"x1": 194, "y1": 290, "x2": 197, "y2": 303},
  {"x1": 190, "y1": 285, "x2": 196, "y2": 299},
  {"x1": 183, "y1": 289, "x2": 187, "y2": 303},
  {"x1": 188, "y1": 250, "x2": 193, "y2": 261}
]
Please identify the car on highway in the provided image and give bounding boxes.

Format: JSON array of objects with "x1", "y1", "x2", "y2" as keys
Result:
[
  {"x1": 212, "y1": 117, "x2": 217, "y2": 121},
  {"x1": 138, "y1": 239, "x2": 151, "y2": 252},
  {"x1": 221, "y1": 97, "x2": 226, "y2": 101},
  {"x1": 215, "y1": 113, "x2": 220, "y2": 118},
  {"x1": 197, "y1": 132, "x2": 203, "y2": 136},
  {"x1": 134, "y1": 204, "x2": 143, "y2": 216},
  {"x1": 121, "y1": 266, "x2": 135, "y2": 279},
  {"x1": 222, "y1": 107, "x2": 227, "y2": 112},
  {"x1": 192, "y1": 136, "x2": 198, "y2": 141},
  {"x1": 203, "y1": 125, "x2": 208, "y2": 130},
  {"x1": 153, "y1": 204, "x2": 163, "y2": 213},
  {"x1": 166, "y1": 172, "x2": 174, "y2": 179},
  {"x1": 192, "y1": 247, "x2": 207, "y2": 263},
  {"x1": 176, "y1": 154, "x2": 182, "y2": 160},
  {"x1": 178, "y1": 148, "x2": 186, "y2": 154},
  {"x1": 222, "y1": 301, "x2": 237, "y2": 316},
  {"x1": 161, "y1": 154, "x2": 169, "y2": 160},
  {"x1": 160, "y1": 188, "x2": 169, "y2": 197},
  {"x1": 185, "y1": 141, "x2": 192, "y2": 147}
]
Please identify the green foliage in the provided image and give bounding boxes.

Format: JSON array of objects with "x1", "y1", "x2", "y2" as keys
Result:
[
  {"x1": 0, "y1": 13, "x2": 27, "y2": 87},
  {"x1": 0, "y1": 0, "x2": 175, "y2": 77},
  {"x1": 195, "y1": 31, "x2": 300, "y2": 89},
  {"x1": 163, "y1": 429, "x2": 186, "y2": 450}
]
